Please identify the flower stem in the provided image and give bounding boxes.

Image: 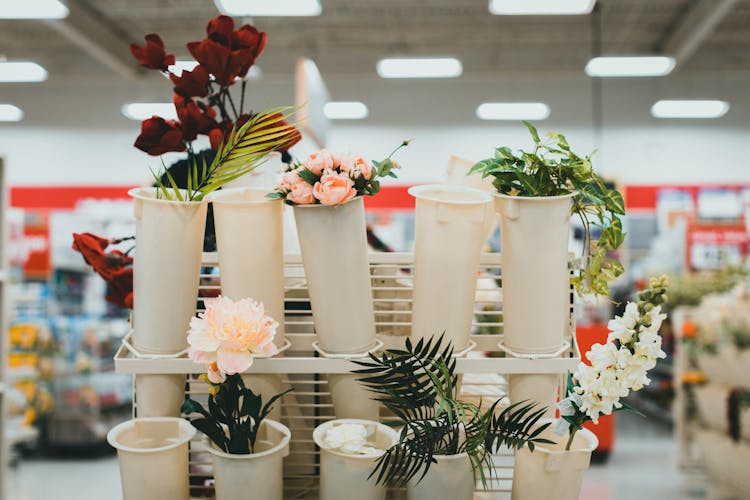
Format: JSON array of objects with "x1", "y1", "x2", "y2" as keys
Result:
[{"x1": 565, "y1": 428, "x2": 577, "y2": 451}]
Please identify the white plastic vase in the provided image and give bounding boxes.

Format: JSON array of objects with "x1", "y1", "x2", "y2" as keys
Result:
[
  {"x1": 223, "y1": 152, "x2": 285, "y2": 190},
  {"x1": 241, "y1": 374, "x2": 287, "y2": 421},
  {"x1": 205, "y1": 419, "x2": 291, "y2": 500},
  {"x1": 409, "y1": 185, "x2": 493, "y2": 350},
  {"x1": 107, "y1": 417, "x2": 195, "y2": 500},
  {"x1": 511, "y1": 420, "x2": 598, "y2": 500},
  {"x1": 313, "y1": 419, "x2": 399, "y2": 500},
  {"x1": 495, "y1": 193, "x2": 575, "y2": 354},
  {"x1": 326, "y1": 374, "x2": 380, "y2": 420},
  {"x1": 293, "y1": 197, "x2": 376, "y2": 354},
  {"x1": 209, "y1": 187, "x2": 286, "y2": 347},
  {"x1": 129, "y1": 187, "x2": 207, "y2": 354},
  {"x1": 134, "y1": 374, "x2": 186, "y2": 418},
  {"x1": 407, "y1": 452, "x2": 474, "y2": 500},
  {"x1": 507, "y1": 374, "x2": 560, "y2": 417}
]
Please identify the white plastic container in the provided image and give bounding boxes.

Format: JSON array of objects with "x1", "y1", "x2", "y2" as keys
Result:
[
  {"x1": 107, "y1": 417, "x2": 196, "y2": 500},
  {"x1": 327, "y1": 373, "x2": 380, "y2": 420},
  {"x1": 293, "y1": 197, "x2": 377, "y2": 354},
  {"x1": 511, "y1": 419, "x2": 598, "y2": 500},
  {"x1": 495, "y1": 193, "x2": 575, "y2": 354},
  {"x1": 205, "y1": 419, "x2": 291, "y2": 500},
  {"x1": 134, "y1": 374, "x2": 186, "y2": 418},
  {"x1": 241, "y1": 373, "x2": 287, "y2": 421},
  {"x1": 507, "y1": 374, "x2": 560, "y2": 417},
  {"x1": 209, "y1": 187, "x2": 286, "y2": 347},
  {"x1": 313, "y1": 419, "x2": 399, "y2": 500},
  {"x1": 409, "y1": 185, "x2": 493, "y2": 350},
  {"x1": 407, "y1": 452, "x2": 474, "y2": 500},
  {"x1": 129, "y1": 187, "x2": 207, "y2": 354}
]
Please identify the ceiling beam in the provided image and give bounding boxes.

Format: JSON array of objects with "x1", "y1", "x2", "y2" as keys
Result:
[
  {"x1": 44, "y1": 0, "x2": 139, "y2": 80},
  {"x1": 661, "y1": 0, "x2": 737, "y2": 68}
]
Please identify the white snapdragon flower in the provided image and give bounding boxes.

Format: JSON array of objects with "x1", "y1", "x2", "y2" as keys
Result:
[
  {"x1": 640, "y1": 306, "x2": 667, "y2": 335},
  {"x1": 322, "y1": 423, "x2": 380, "y2": 455},
  {"x1": 607, "y1": 302, "x2": 639, "y2": 344}
]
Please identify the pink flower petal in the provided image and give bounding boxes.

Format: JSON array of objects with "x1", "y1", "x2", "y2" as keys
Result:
[
  {"x1": 217, "y1": 348, "x2": 254, "y2": 375},
  {"x1": 188, "y1": 348, "x2": 217, "y2": 364}
]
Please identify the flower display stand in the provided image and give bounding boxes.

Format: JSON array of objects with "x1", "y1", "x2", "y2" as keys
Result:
[{"x1": 115, "y1": 252, "x2": 581, "y2": 498}]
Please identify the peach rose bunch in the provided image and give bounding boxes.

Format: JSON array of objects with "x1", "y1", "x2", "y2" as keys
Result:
[{"x1": 269, "y1": 141, "x2": 409, "y2": 206}]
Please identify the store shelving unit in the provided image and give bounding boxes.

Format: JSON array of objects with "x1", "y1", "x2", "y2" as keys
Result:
[
  {"x1": 0, "y1": 158, "x2": 8, "y2": 493},
  {"x1": 115, "y1": 252, "x2": 581, "y2": 498}
]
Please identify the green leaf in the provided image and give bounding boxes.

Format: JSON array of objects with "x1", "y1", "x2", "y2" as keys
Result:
[{"x1": 523, "y1": 121, "x2": 540, "y2": 143}]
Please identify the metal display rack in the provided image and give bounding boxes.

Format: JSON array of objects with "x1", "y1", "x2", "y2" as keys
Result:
[{"x1": 115, "y1": 252, "x2": 580, "y2": 498}]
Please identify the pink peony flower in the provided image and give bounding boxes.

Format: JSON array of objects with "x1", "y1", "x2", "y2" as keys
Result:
[
  {"x1": 313, "y1": 170, "x2": 357, "y2": 205},
  {"x1": 287, "y1": 181, "x2": 315, "y2": 205},
  {"x1": 339, "y1": 153, "x2": 372, "y2": 180},
  {"x1": 304, "y1": 149, "x2": 336, "y2": 175},
  {"x1": 187, "y1": 296, "x2": 279, "y2": 375}
]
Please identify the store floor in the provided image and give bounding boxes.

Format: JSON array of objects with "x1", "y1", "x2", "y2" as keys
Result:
[{"x1": 6, "y1": 413, "x2": 710, "y2": 500}]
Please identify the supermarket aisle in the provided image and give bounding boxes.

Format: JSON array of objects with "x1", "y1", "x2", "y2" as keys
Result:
[{"x1": 7, "y1": 455, "x2": 121, "y2": 500}]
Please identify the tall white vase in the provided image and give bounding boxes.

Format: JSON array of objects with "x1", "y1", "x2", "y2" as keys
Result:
[
  {"x1": 107, "y1": 417, "x2": 196, "y2": 500},
  {"x1": 205, "y1": 419, "x2": 291, "y2": 500},
  {"x1": 129, "y1": 188, "x2": 207, "y2": 417},
  {"x1": 409, "y1": 185, "x2": 492, "y2": 350},
  {"x1": 326, "y1": 373, "x2": 380, "y2": 420},
  {"x1": 507, "y1": 374, "x2": 559, "y2": 417},
  {"x1": 495, "y1": 193, "x2": 575, "y2": 354},
  {"x1": 313, "y1": 419, "x2": 399, "y2": 500},
  {"x1": 512, "y1": 420, "x2": 598, "y2": 500},
  {"x1": 209, "y1": 187, "x2": 286, "y2": 347},
  {"x1": 408, "y1": 452, "x2": 474, "y2": 500},
  {"x1": 293, "y1": 197, "x2": 376, "y2": 354}
]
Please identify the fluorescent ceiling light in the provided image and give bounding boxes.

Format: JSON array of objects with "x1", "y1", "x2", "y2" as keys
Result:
[
  {"x1": 0, "y1": 104, "x2": 24, "y2": 122},
  {"x1": 0, "y1": 62, "x2": 48, "y2": 83},
  {"x1": 0, "y1": 0, "x2": 69, "y2": 19},
  {"x1": 377, "y1": 58, "x2": 462, "y2": 79},
  {"x1": 489, "y1": 0, "x2": 595, "y2": 15},
  {"x1": 650, "y1": 100, "x2": 729, "y2": 119},
  {"x1": 476, "y1": 102, "x2": 551, "y2": 120},
  {"x1": 324, "y1": 101, "x2": 369, "y2": 120},
  {"x1": 121, "y1": 103, "x2": 177, "y2": 121},
  {"x1": 214, "y1": 0, "x2": 322, "y2": 16},
  {"x1": 167, "y1": 60, "x2": 262, "y2": 79},
  {"x1": 585, "y1": 56, "x2": 675, "y2": 77}
]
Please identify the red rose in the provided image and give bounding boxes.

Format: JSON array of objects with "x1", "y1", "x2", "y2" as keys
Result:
[
  {"x1": 187, "y1": 16, "x2": 266, "y2": 86},
  {"x1": 72, "y1": 233, "x2": 115, "y2": 280},
  {"x1": 106, "y1": 268, "x2": 134, "y2": 309},
  {"x1": 174, "y1": 95, "x2": 217, "y2": 142},
  {"x1": 130, "y1": 34, "x2": 175, "y2": 71},
  {"x1": 170, "y1": 65, "x2": 210, "y2": 98},
  {"x1": 134, "y1": 116, "x2": 185, "y2": 156}
]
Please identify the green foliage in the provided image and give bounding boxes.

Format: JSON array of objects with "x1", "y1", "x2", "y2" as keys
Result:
[
  {"x1": 468, "y1": 121, "x2": 626, "y2": 297},
  {"x1": 154, "y1": 107, "x2": 299, "y2": 202},
  {"x1": 181, "y1": 374, "x2": 291, "y2": 454},
  {"x1": 354, "y1": 335, "x2": 552, "y2": 487}
]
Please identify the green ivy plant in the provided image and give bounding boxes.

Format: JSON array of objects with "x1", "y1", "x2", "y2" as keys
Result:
[
  {"x1": 181, "y1": 374, "x2": 291, "y2": 454},
  {"x1": 354, "y1": 335, "x2": 552, "y2": 487},
  {"x1": 154, "y1": 107, "x2": 299, "y2": 202},
  {"x1": 469, "y1": 121, "x2": 626, "y2": 297}
]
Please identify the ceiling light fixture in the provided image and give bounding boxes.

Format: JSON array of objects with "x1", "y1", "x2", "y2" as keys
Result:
[
  {"x1": 377, "y1": 58, "x2": 463, "y2": 79},
  {"x1": 585, "y1": 56, "x2": 675, "y2": 77},
  {"x1": 0, "y1": 0, "x2": 69, "y2": 19},
  {"x1": 323, "y1": 101, "x2": 369, "y2": 120},
  {"x1": 476, "y1": 102, "x2": 551, "y2": 121},
  {"x1": 121, "y1": 103, "x2": 177, "y2": 121},
  {"x1": 0, "y1": 62, "x2": 48, "y2": 83},
  {"x1": 489, "y1": 0, "x2": 595, "y2": 15},
  {"x1": 0, "y1": 104, "x2": 24, "y2": 122},
  {"x1": 650, "y1": 100, "x2": 729, "y2": 119},
  {"x1": 214, "y1": 0, "x2": 322, "y2": 16}
]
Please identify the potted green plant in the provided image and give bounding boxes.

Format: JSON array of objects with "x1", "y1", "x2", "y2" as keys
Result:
[
  {"x1": 354, "y1": 335, "x2": 553, "y2": 500},
  {"x1": 182, "y1": 295, "x2": 292, "y2": 500},
  {"x1": 513, "y1": 276, "x2": 669, "y2": 500},
  {"x1": 470, "y1": 122, "x2": 625, "y2": 356}
]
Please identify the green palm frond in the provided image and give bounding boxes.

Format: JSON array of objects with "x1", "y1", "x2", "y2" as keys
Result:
[{"x1": 354, "y1": 334, "x2": 554, "y2": 488}]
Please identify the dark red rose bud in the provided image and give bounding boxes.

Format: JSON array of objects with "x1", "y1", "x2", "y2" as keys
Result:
[
  {"x1": 174, "y1": 95, "x2": 217, "y2": 142},
  {"x1": 134, "y1": 116, "x2": 185, "y2": 156},
  {"x1": 129, "y1": 34, "x2": 175, "y2": 71}
]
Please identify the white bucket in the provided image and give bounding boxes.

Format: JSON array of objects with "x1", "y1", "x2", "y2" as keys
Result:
[
  {"x1": 205, "y1": 419, "x2": 291, "y2": 500},
  {"x1": 129, "y1": 187, "x2": 207, "y2": 354},
  {"x1": 241, "y1": 373, "x2": 287, "y2": 421},
  {"x1": 293, "y1": 197, "x2": 376, "y2": 354},
  {"x1": 209, "y1": 187, "x2": 286, "y2": 347},
  {"x1": 313, "y1": 419, "x2": 399, "y2": 500},
  {"x1": 511, "y1": 419, "x2": 598, "y2": 500},
  {"x1": 507, "y1": 374, "x2": 560, "y2": 418},
  {"x1": 107, "y1": 417, "x2": 196, "y2": 500},
  {"x1": 409, "y1": 185, "x2": 493, "y2": 350},
  {"x1": 407, "y1": 452, "x2": 474, "y2": 500},
  {"x1": 327, "y1": 373, "x2": 380, "y2": 420},
  {"x1": 134, "y1": 374, "x2": 186, "y2": 417},
  {"x1": 495, "y1": 193, "x2": 575, "y2": 354}
]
